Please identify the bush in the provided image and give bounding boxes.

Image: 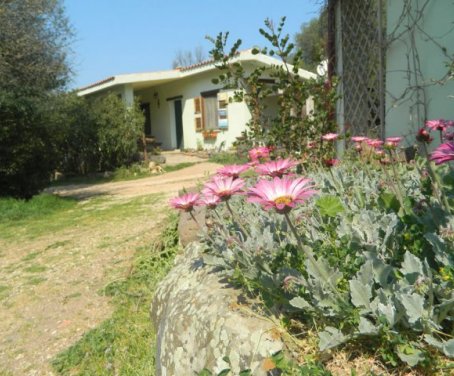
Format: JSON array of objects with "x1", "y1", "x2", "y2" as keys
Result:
[
  {"x1": 51, "y1": 93, "x2": 145, "y2": 176},
  {"x1": 0, "y1": 94, "x2": 62, "y2": 198},
  {"x1": 171, "y1": 136, "x2": 454, "y2": 372},
  {"x1": 93, "y1": 94, "x2": 144, "y2": 170}
]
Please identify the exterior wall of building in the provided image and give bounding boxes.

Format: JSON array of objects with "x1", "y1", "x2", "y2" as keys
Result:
[
  {"x1": 386, "y1": 0, "x2": 454, "y2": 142},
  {"x1": 135, "y1": 70, "x2": 252, "y2": 150}
]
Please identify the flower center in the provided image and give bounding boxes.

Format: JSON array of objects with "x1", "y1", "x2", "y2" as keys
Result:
[{"x1": 274, "y1": 195, "x2": 293, "y2": 205}]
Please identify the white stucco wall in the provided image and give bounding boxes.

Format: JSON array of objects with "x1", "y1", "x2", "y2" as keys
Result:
[
  {"x1": 386, "y1": 1, "x2": 454, "y2": 140},
  {"x1": 135, "y1": 70, "x2": 252, "y2": 150}
]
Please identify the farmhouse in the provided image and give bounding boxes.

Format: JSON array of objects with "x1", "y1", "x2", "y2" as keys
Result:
[{"x1": 78, "y1": 50, "x2": 316, "y2": 150}]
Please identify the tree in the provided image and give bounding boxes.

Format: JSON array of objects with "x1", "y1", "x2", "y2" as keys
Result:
[
  {"x1": 294, "y1": 9, "x2": 328, "y2": 72},
  {"x1": 172, "y1": 46, "x2": 206, "y2": 68},
  {"x1": 94, "y1": 94, "x2": 144, "y2": 170},
  {"x1": 0, "y1": 0, "x2": 73, "y2": 198}
]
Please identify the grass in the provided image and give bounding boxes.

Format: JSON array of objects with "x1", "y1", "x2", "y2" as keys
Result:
[
  {"x1": 24, "y1": 264, "x2": 47, "y2": 273},
  {"x1": 208, "y1": 151, "x2": 248, "y2": 165},
  {"x1": 51, "y1": 212, "x2": 179, "y2": 375},
  {"x1": 0, "y1": 193, "x2": 163, "y2": 240},
  {"x1": 49, "y1": 161, "x2": 198, "y2": 187},
  {"x1": 0, "y1": 194, "x2": 77, "y2": 222},
  {"x1": 162, "y1": 162, "x2": 196, "y2": 172}
]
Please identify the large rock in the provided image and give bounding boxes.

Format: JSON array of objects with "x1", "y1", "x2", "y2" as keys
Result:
[
  {"x1": 177, "y1": 206, "x2": 206, "y2": 247},
  {"x1": 151, "y1": 243, "x2": 284, "y2": 375}
]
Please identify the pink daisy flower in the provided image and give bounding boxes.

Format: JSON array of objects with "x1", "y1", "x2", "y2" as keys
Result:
[
  {"x1": 248, "y1": 147, "x2": 270, "y2": 162},
  {"x1": 444, "y1": 132, "x2": 454, "y2": 141},
  {"x1": 202, "y1": 176, "x2": 245, "y2": 201},
  {"x1": 169, "y1": 193, "x2": 200, "y2": 212},
  {"x1": 198, "y1": 195, "x2": 221, "y2": 209},
  {"x1": 426, "y1": 119, "x2": 447, "y2": 132},
  {"x1": 430, "y1": 142, "x2": 454, "y2": 165},
  {"x1": 385, "y1": 136, "x2": 403, "y2": 148},
  {"x1": 416, "y1": 128, "x2": 433, "y2": 143},
  {"x1": 307, "y1": 140, "x2": 317, "y2": 149},
  {"x1": 351, "y1": 136, "x2": 369, "y2": 143},
  {"x1": 255, "y1": 158, "x2": 298, "y2": 178},
  {"x1": 324, "y1": 158, "x2": 340, "y2": 167},
  {"x1": 216, "y1": 164, "x2": 250, "y2": 179},
  {"x1": 322, "y1": 133, "x2": 339, "y2": 141},
  {"x1": 366, "y1": 138, "x2": 384, "y2": 148},
  {"x1": 247, "y1": 177, "x2": 317, "y2": 214}
]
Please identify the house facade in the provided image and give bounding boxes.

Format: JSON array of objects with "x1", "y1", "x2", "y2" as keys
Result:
[
  {"x1": 78, "y1": 50, "x2": 316, "y2": 150},
  {"x1": 328, "y1": 0, "x2": 454, "y2": 145}
]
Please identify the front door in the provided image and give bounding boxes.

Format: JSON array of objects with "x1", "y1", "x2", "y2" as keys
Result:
[
  {"x1": 140, "y1": 102, "x2": 151, "y2": 136},
  {"x1": 174, "y1": 99, "x2": 183, "y2": 149}
]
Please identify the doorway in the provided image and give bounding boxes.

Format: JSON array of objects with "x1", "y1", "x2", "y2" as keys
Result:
[{"x1": 173, "y1": 99, "x2": 183, "y2": 149}]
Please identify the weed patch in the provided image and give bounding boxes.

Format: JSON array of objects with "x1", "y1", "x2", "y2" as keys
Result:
[
  {"x1": 52, "y1": 212, "x2": 179, "y2": 375},
  {"x1": 26, "y1": 276, "x2": 47, "y2": 285},
  {"x1": 209, "y1": 152, "x2": 247, "y2": 165},
  {"x1": 0, "y1": 194, "x2": 77, "y2": 222},
  {"x1": 24, "y1": 265, "x2": 47, "y2": 273},
  {"x1": 163, "y1": 162, "x2": 196, "y2": 172}
]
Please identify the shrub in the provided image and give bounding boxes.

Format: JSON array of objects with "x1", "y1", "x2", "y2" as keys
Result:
[
  {"x1": 93, "y1": 94, "x2": 144, "y2": 170},
  {"x1": 170, "y1": 133, "x2": 454, "y2": 371}
]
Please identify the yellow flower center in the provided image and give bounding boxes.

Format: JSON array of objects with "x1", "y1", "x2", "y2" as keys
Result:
[{"x1": 274, "y1": 196, "x2": 293, "y2": 205}]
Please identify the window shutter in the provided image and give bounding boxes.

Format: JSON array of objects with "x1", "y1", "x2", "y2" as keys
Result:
[
  {"x1": 217, "y1": 92, "x2": 228, "y2": 129},
  {"x1": 194, "y1": 96, "x2": 204, "y2": 131}
]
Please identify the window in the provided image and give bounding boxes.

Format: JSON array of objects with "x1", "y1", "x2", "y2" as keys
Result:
[
  {"x1": 194, "y1": 91, "x2": 229, "y2": 132},
  {"x1": 203, "y1": 94, "x2": 218, "y2": 130}
]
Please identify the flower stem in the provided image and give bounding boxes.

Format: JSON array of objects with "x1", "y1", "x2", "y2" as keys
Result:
[
  {"x1": 189, "y1": 210, "x2": 216, "y2": 243},
  {"x1": 284, "y1": 212, "x2": 342, "y2": 299},
  {"x1": 225, "y1": 200, "x2": 249, "y2": 238},
  {"x1": 421, "y1": 143, "x2": 451, "y2": 213}
]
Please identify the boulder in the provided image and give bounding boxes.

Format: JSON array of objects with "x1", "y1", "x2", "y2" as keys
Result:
[
  {"x1": 177, "y1": 206, "x2": 206, "y2": 247},
  {"x1": 150, "y1": 242, "x2": 284, "y2": 375}
]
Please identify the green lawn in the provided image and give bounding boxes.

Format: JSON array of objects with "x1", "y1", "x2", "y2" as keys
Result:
[{"x1": 0, "y1": 193, "x2": 162, "y2": 240}]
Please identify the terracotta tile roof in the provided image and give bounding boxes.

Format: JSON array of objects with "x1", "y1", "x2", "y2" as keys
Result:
[
  {"x1": 178, "y1": 58, "x2": 216, "y2": 72},
  {"x1": 78, "y1": 76, "x2": 115, "y2": 91}
]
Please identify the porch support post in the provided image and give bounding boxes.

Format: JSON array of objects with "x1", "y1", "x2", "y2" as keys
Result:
[{"x1": 121, "y1": 84, "x2": 134, "y2": 107}]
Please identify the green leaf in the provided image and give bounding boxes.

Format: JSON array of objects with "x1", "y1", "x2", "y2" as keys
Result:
[
  {"x1": 443, "y1": 339, "x2": 454, "y2": 357},
  {"x1": 400, "y1": 293, "x2": 425, "y2": 324},
  {"x1": 198, "y1": 369, "x2": 213, "y2": 376},
  {"x1": 377, "y1": 302, "x2": 397, "y2": 326},
  {"x1": 239, "y1": 370, "x2": 252, "y2": 376},
  {"x1": 378, "y1": 192, "x2": 400, "y2": 213},
  {"x1": 289, "y1": 296, "x2": 312, "y2": 310},
  {"x1": 425, "y1": 232, "x2": 450, "y2": 265},
  {"x1": 319, "y1": 327, "x2": 347, "y2": 351},
  {"x1": 400, "y1": 252, "x2": 423, "y2": 284},
  {"x1": 358, "y1": 317, "x2": 378, "y2": 335},
  {"x1": 396, "y1": 344, "x2": 425, "y2": 366},
  {"x1": 349, "y1": 280, "x2": 372, "y2": 310},
  {"x1": 316, "y1": 195, "x2": 344, "y2": 217},
  {"x1": 217, "y1": 369, "x2": 230, "y2": 376}
]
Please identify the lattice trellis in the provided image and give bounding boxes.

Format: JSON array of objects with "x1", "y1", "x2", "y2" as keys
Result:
[{"x1": 337, "y1": 0, "x2": 386, "y2": 138}]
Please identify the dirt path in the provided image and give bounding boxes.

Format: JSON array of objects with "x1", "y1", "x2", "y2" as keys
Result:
[
  {"x1": 0, "y1": 162, "x2": 220, "y2": 375},
  {"x1": 45, "y1": 162, "x2": 221, "y2": 199}
]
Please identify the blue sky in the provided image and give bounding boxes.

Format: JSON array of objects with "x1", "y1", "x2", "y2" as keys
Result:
[{"x1": 65, "y1": 0, "x2": 322, "y2": 89}]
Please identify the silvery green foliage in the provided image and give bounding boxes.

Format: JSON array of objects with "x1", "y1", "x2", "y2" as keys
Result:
[
  {"x1": 203, "y1": 163, "x2": 454, "y2": 367},
  {"x1": 316, "y1": 250, "x2": 454, "y2": 365}
]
